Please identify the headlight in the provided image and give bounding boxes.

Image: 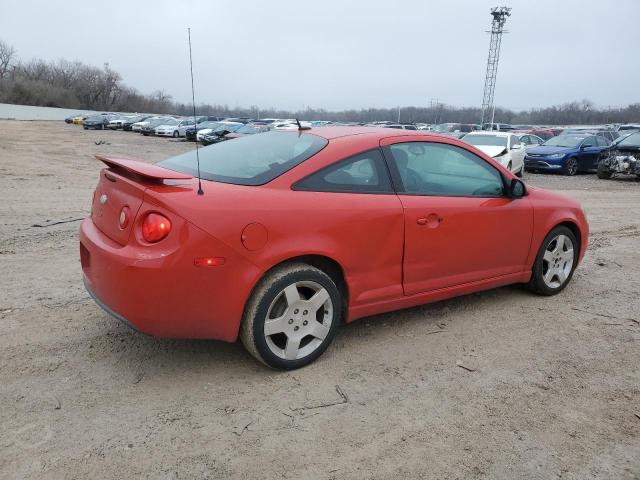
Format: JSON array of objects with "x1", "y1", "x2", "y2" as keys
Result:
[{"x1": 546, "y1": 153, "x2": 565, "y2": 159}]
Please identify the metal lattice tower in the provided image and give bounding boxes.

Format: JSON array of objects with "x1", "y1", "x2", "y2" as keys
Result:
[{"x1": 480, "y1": 6, "x2": 511, "y2": 128}]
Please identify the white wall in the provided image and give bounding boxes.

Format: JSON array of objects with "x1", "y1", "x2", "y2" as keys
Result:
[{"x1": 0, "y1": 103, "x2": 102, "y2": 121}]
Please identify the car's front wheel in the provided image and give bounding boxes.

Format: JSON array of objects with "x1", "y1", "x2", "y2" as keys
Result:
[
  {"x1": 240, "y1": 263, "x2": 341, "y2": 369},
  {"x1": 173, "y1": 130, "x2": 179, "y2": 138},
  {"x1": 526, "y1": 226, "x2": 578, "y2": 296},
  {"x1": 563, "y1": 157, "x2": 578, "y2": 176},
  {"x1": 597, "y1": 161, "x2": 613, "y2": 179}
]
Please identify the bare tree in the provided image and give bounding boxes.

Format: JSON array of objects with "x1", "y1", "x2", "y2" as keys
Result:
[{"x1": 0, "y1": 39, "x2": 17, "y2": 78}]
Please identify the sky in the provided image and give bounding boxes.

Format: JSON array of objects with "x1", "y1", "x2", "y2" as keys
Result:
[{"x1": 1, "y1": 0, "x2": 639, "y2": 112}]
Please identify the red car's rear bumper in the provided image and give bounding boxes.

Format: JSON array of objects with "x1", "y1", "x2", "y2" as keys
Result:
[{"x1": 79, "y1": 217, "x2": 262, "y2": 341}]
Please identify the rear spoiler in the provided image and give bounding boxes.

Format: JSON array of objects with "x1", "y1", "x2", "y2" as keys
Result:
[{"x1": 95, "y1": 155, "x2": 192, "y2": 180}]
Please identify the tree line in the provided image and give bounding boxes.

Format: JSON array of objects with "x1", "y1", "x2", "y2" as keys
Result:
[{"x1": 1, "y1": 39, "x2": 638, "y2": 125}]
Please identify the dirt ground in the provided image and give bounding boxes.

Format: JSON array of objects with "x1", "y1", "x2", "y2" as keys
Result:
[{"x1": 1, "y1": 120, "x2": 639, "y2": 479}]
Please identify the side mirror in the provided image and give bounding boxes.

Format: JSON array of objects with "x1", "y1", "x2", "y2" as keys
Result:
[
  {"x1": 512, "y1": 144, "x2": 522, "y2": 150},
  {"x1": 507, "y1": 178, "x2": 526, "y2": 198}
]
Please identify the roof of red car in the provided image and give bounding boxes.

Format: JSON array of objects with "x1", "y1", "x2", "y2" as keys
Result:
[{"x1": 302, "y1": 126, "x2": 439, "y2": 140}]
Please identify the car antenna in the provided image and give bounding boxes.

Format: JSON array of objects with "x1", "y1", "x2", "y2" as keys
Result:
[
  {"x1": 188, "y1": 27, "x2": 204, "y2": 195},
  {"x1": 296, "y1": 118, "x2": 311, "y2": 131}
]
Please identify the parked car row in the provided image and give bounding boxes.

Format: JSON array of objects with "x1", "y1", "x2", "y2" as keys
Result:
[{"x1": 64, "y1": 112, "x2": 639, "y2": 179}]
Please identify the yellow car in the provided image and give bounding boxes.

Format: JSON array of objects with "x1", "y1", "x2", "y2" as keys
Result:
[{"x1": 72, "y1": 115, "x2": 87, "y2": 125}]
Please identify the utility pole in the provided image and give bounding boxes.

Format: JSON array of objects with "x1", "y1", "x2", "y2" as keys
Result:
[
  {"x1": 480, "y1": 6, "x2": 511, "y2": 129},
  {"x1": 397, "y1": 106, "x2": 401, "y2": 124},
  {"x1": 429, "y1": 98, "x2": 440, "y2": 124}
]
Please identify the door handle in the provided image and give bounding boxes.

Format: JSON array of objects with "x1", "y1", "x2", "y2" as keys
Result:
[{"x1": 416, "y1": 214, "x2": 443, "y2": 227}]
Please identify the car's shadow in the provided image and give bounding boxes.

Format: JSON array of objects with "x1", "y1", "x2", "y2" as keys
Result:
[{"x1": 87, "y1": 284, "x2": 530, "y2": 377}]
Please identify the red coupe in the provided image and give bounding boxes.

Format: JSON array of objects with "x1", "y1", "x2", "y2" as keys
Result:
[{"x1": 80, "y1": 127, "x2": 589, "y2": 369}]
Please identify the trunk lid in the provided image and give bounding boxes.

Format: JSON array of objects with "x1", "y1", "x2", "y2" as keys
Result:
[{"x1": 91, "y1": 155, "x2": 192, "y2": 245}]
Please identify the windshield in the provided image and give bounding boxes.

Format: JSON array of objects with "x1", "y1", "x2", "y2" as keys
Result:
[
  {"x1": 616, "y1": 132, "x2": 640, "y2": 147},
  {"x1": 197, "y1": 121, "x2": 220, "y2": 130},
  {"x1": 214, "y1": 123, "x2": 243, "y2": 133},
  {"x1": 236, "y1": 126, "x2": 260, "y2": 134},
  {"x1": 543, "y1": 135, "x2": 585, "y2": 148},
  {"x1": 463, "y1": 134, "x2": 508, "y2": 147},
  {"x1": 159, "y1": 131, "x2": 327, "y2": 186}
]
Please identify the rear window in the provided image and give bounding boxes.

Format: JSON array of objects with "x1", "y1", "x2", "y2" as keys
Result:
[{"x1": 159, "y1": 131, "x2": 328, "y2": 186}]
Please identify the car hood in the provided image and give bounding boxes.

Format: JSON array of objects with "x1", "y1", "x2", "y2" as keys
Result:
[
  {"x1": 474, "y1": 145, "x2": 507, "y2": 157},
  {"x1": 526, "y1": 145, "x2": 574, "y2": 155}
]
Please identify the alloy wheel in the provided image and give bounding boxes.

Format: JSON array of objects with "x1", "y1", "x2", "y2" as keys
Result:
[
  {"x1": 542, "y1": 234, "x2": 574, "y2": 288},
  {"x1": 263, "y1": 281, "x2": 333, "y2": 360},
  {"x1": 566, "y1": 158, "x2": 578, "y2": 175}
]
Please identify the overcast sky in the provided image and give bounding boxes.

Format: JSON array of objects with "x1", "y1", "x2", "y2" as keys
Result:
[{"x1": 2, "y1": 0, "x2": 639, "y2": 111}]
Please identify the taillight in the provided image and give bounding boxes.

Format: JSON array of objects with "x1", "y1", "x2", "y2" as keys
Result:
[{"x1": 142, "y1": 213, "x2": 171, "y2": 243}]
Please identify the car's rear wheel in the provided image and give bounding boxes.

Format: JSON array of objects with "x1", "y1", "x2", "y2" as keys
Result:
[
  {"x1": 563, "y1": 157, "x2": 578, "y2": 176},
  {"x1": 507, "y1": 161, "x2": 512, "y2": 172},
  {"x1": 526, "y1": 226, "x2": 578, "y2": 296},
  {"x1": 173, "y1": 130, "x2": 179, "y2": 138},
  {"x1": 240, "y1": 263, "x2": 341, "y2": 369}
]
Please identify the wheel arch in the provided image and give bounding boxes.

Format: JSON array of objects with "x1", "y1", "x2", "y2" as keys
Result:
[
  {"x1": 244, "y1": 254, "x2": 349, "y2": 323},
  {"x1": 554, "y1": 220, "x2": 582, "y2": 257}
]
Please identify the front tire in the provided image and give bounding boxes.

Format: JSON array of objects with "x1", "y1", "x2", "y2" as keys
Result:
[
  {"x1": 526, "y1": 226, "x2": 578, "y2": 296},
  {"x1": 515, "y1": 165, "x2": 523, "y2": 178},
  {"x1": 240, "y1": 263, "x2": 341, "y2": 369},
  {"x1": 597, "y1": 161, "x2": 613, "y2": 179},
  {"x1": 173, "y1": 130, "x2": 179, "y2": 138},
  {"x1": 563, "y1": 157, "x2": 578, "y2": 176}
]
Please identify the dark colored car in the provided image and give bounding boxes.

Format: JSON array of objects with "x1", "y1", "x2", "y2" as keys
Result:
[
  {"x1": 205, "y1": 125, "x2": 270, "y2": 144},
  {"x1": 184, "y1": 121, "x2": 222, "y2": 141},
  {"x1": 201, "y1": 123, "x2": 245, "y2": 145},
  {"x1": 525, "y1": 134, "x2": 611, "y2": 175},
  {"x1": 83, "y1": 115, "x2": 112, "y2": 130},
  {"x1": 561, "y1": 128, "x2": 619, "y2": 143},
  {"x1": 598, "y1": 132, "x2": 640, "y2": 179}
]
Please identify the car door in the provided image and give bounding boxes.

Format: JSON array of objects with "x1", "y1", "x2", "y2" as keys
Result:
[
  {"x1": 179, "y1": 120, "x2": 194, "y2": 136},
  {"x1": 509, "y1": 135, "x2": 525, "y2": 171},
  {"x1": 381, "y1": 138, "x2": 534, "y2": 296},
  {"x1": 577, "y1": 136, "x2": 600, "y2": 170}
]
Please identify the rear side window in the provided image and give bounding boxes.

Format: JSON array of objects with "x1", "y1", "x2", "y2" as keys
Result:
[
  {"x1": 159, "y1": 131, "x2": 328, "y2": 185},
  {"x1": 293, "y1": 149, "x2": 392, "y2": 193}
]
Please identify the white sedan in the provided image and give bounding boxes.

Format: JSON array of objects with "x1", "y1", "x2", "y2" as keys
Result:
[
  {"x1": 155, "y1": 119, "x2": 195, "y2": 138},
  {"x1": 131, "y1": 116, "x2": 166, "y2": 132},
  {"x1": 461, "y1": 132, "x2": 525, "y2": 177}
]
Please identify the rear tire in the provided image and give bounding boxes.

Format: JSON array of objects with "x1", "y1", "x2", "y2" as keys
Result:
[
  {"x1": 240, "y1": 263, "x2": 341, "y2": 370},
  {"x1": 526, "y1": 226, "x2": 578, "y2": 296},
  {"x1": 515, "y1": 166, "x2": 523, "y2": 178},
  {"x1": 173, "y1": 130, "x2": 179, "y2": 138}
]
